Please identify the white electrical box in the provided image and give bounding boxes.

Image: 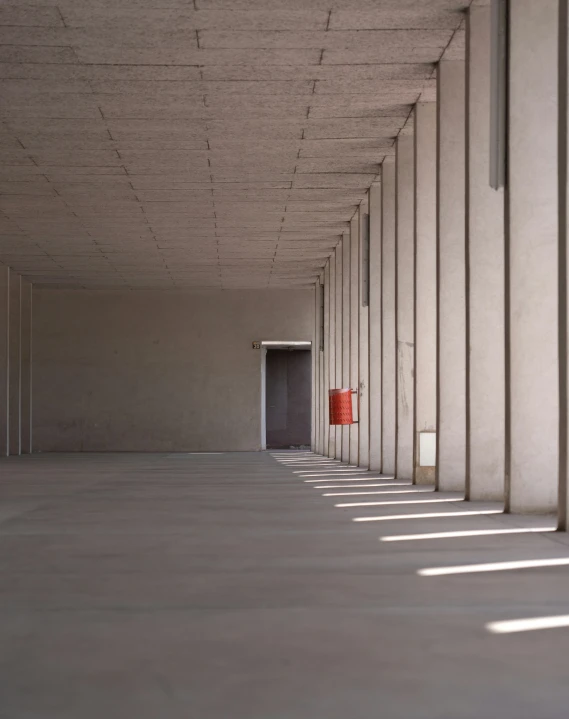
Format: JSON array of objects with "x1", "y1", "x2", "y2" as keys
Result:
[{"x1": 419, "y1": 432, "x2": 437, "y2": 467}]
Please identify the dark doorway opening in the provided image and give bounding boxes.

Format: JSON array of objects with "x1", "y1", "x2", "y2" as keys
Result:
[{"x1": 265, "y1": 349, "x2": 311, "y2": 449}]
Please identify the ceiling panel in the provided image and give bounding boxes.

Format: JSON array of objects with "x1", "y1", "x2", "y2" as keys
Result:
[{"x1": 0, "y1": 0, "x2": 468, "y2": 289}]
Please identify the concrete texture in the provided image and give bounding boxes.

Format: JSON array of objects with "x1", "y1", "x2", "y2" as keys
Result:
[
  {"x1": 318, "y1": 275, "x2": 326, "y2": 456},
  {"x1": 312, "y1": 282, "x2": 320, "y2": 453},
  {"x1": 9, "y1": 272, "x2": 21, "y2": 455},
  {"x1": 413, "y1": 102, "x2": 437, "y2": 485},
  {"x1": 20, "y1": 281, "x2": 32, "y2": 454},
  {"x1": 358, "y1": 200, "x2": 370, "y2": 468},
  {"x1": 323, "y1": 263, "x2": 331, "y2": 456},
  {"x1": 310, "y1": 305, "x2": 316, "y2": 451},
  {"x1": 560, "y1": 0, "x2": 569, "y2": 531},
  {"x1": 0, "y1": 266, "x2": 31, "y2": 457},
  {"x1": 327, "y1": 252, "x2": 336, "y2": 458},
  {"x1": 349, "y1": 215, "x2": 360, "y2": 464},
  {"x1": 334, "y1": 243, "x2": 343, "y2": 458},
  {"x1": 507, "y1": 0, "x2": 559, "y2": 513},
  {"x1": 368, "y1": 184, "x2": 382, "y2": 471},
  {"x1": 0, "y1": 265, "x2": 8, "y2": 456},
  {"x1": 33, "y1": 289, "x2": 313, "y2": 452},
  {"x1": 341, "y1": 235, "x2": 351, "y2": 462},
  {"x1": 0, "y1": 2, "x2": 469, "y2": 291},
  {"x1": 436, "y1": 60, "x2": 467, "y2": 493},
  {"x1": 465, "y1": 6, "x2": 505, "y2": 502},
  {"x1": 381, "y1": 159, "x2": 397, "y2": 475},
  {"x1": 395, "y1": 132, "x2": 415, "y2": 481},
  {"x1": 318, "y1": 346, "x2": 326, "y2": 455},
  {"x1": 0, "y1": 450, "x2": 568, "y2": 718}
]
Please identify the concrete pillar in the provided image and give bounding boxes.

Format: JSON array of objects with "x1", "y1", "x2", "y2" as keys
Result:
[
  {"x1": 0, "y1": 265, "x2": 8, "y2": 457},
  {"x1": 465, "y1": 5, "x2": 506, "y2": 501},
  {"x1": 335, "y1": 241, "x2": 343, "y2": 458},
  {"x1": 341, "y1": 231, "x2": 351, "y2": 462},
  {"x1": 9, "y1": 272, "x2": 21, "y2": 456},
  {"x1": 413, "y1": 103, "x2": 437, "y2": 485},
  {"x1": 313, "y1": 280, "x2": 320, "y2": 453},
  {"x1": 396, "y1": 131, "x2": 415, "y2": 480},
  {"x1": 359, "y1": 197, "x2": 370, "y2": 468},
  {"x1": 507, "y1": 0, "x2": 558, "y2": 513},
  {"x1": 381, "y1": 158, "x2": 397, "y2": 475},
  {"x1": 560, "y1": 0, "x2": 569, "y2": 529},
  {"x1": 436, "y1": 60, "x2": 466, "y2": 492},
  {"x1": 369, "y1": 183, "x2": 382, "y2": 470},
  {"x1": 323, "y1": 261, "x2": 331, "y2": 456},
  {"x1": 318, "y1": 272, "x2": 326, "y2": 456},
  {"x1": 20, "y1": 281, "x2": 32, "y2": 454},
  {"x1": 349, "y1": 214, "x2": 360, "y2": 464},
  {"x1": 328, "y1": 251, "x2": 336, "y2": 458},
  {"x1": 311, "y1": 283, "x2": 316, "y2": 451}
]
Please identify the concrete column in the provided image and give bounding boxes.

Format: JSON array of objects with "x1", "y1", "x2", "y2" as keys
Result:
[
  {"x1": 436, "y1": 60, "x2": 466, "y2": 492},
  {"x1": 9, "y1": 271, "x2": 21, "y2": 456},
  {"x1": 369, "y1": 183, "x2": 382, "y2": 470},
  {"x1": 341, "y1": 231, "x2": 351, "y2": 462},
  {"x1": 359, "y1": 197, "x2": 370, "y2": 468},
  {"x1": 413, "y1": 103, "x2": 437, "y2": 485},
  {"x1": 465, "y1": 5, "x2": 506, "y2": 501},
  {"x1": 335, "y1": 241, "x2": 343, "y2": 458},
  {"x1": 20, "y1": 281, "x2": 32, "y2": 454},
  {"x1": 318, "y1": 272, "x2": 326, "y2": 456},
  {"x1": 313, "y1": 280, "x2": 320, "y2": 453},
  {"x1": 328, "y1": 251, "x2": 336, "y2": 458},
  {"x1": 0, "y1": 265, "x2": 8, "y2": 456},
  {"x1": 396, "y1": 131, "x2": 415, "y2": 480},
  {"x1": 312, "y1": 283, "x2": 317, "y2": 451},
  {"x1": 560, "y1": 0, "x2": 569, "y2": 529},
  {"x1": 507, "y1": 0, "x2": 558, "y2": 513},
  {"x1": 349, "y1": 214, "x2": 360, "y2": 464},
  {"x1": 323, "y1": 261, "x2": 331, "y2": 456},
  {"x1": 381, "y1": 158, "x2": 397, "y2": 475}
]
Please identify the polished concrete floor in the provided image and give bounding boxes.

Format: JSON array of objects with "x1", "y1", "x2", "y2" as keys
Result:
[{"x1": 0, "y1": 451, "x2": 568, "y2": 718}]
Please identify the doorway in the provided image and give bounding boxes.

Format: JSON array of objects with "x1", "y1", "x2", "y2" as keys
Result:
[{"x1": 264, "y1": 347, "x2": 311, "y2": 450}]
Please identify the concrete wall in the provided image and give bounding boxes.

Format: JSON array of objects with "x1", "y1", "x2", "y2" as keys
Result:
[{"x1": 33, "y1": 289, "x2": 313, "y2": 452}]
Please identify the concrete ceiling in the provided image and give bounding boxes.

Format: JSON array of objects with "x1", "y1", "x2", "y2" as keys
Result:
[{"x1": 0, "y1": 0, "x2": 469, "y2": 290}]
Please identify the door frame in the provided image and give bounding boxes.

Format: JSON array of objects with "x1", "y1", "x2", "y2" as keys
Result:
[{"x1": 259, "y1": 341, "x2": 312, "y2": 450}]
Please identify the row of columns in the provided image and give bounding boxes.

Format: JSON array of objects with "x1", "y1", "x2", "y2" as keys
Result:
[
  {"x1": 313, "y1": 0, "x2": 569, "y2": 520},
  {"x1": 0, "y1": 264, "x2": 33, "y2": 457}
]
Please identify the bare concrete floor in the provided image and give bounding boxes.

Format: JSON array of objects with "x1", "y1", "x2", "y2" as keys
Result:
[{"x1": 0, "y1": 451, "x2": 568, "y2": 718}]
